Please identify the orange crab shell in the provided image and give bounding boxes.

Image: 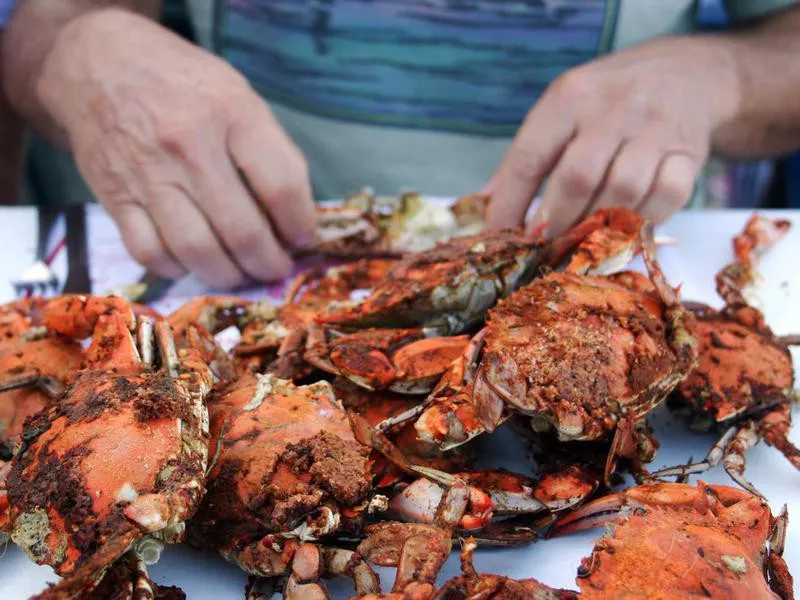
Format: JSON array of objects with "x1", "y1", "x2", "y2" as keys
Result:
[
  {"x1": 572, "y1": 484, "x2": 790, "y2": 600},
  {"x1": 7, "y1": 313, "x2": 212, "y2": 577},
  {"x1": 678, "y1": 309, "x2": 793, "y2": 422},
  {"x1": 481, "y1": 271, "x2": 682, "y2": 441},
  {"x1": 578, "y1": 507, "x2": 779, "y2": 600},
  {"x1": 192, "y1": 374, "x2": 372, "y2": 561}
]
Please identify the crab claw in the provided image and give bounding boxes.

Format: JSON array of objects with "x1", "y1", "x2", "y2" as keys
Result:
[
  {"x1": 553, "y1": 481, "x2": 735, "y2": 536},
  {"x1": 42, "y1": 294, "x2": 135, "y2": 339},
  {"x1": 388, "y1": 477, "x2": 493, "y2": 531}
]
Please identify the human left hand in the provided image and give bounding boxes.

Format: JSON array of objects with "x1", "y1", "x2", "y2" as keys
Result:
[{"x1": 486, "y1": 37, "x2": 740, "y2": 236}]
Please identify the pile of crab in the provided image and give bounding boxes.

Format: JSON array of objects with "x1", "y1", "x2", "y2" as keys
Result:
[{"x1": 0, "y1": 199, "x2": 796, "y2": 599}]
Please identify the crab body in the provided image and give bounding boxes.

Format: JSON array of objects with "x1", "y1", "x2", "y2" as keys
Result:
[
  {"x1": 187, "y1": 373, "x2": 384, "y2": 594},
  {"x1": 556, "y1": 481, "x2": 793, "y2": 600},
  {"x1": 409, "y1": 224, "x2": 695, "y2": 487},
  {"x1": 652, "y1": 216, "x2": 800, "y2": 493},
  {"x1": 3, "y1": 300, "x2": 213, "y2": 591},
  {"x1": 318, "y1": 207, "x2": 645, "y2": 336}
]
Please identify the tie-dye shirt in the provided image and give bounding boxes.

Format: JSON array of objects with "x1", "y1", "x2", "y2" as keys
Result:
[{"x1": 192, "y1": 0, "x2": 796, "y2": 200}]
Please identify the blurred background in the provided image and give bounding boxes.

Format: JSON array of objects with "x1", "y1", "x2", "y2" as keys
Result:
[{"x1": 15, "y1": 0, "x2": 800, "y2": 210}]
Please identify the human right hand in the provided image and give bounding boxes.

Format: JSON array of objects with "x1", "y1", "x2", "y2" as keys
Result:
[{"x1": 37, "y1": 8, "x2": 315, "y2": 288}]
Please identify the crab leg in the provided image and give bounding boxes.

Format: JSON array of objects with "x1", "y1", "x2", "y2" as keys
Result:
[
  {"x1": 0, "y1": 373, "x2": 65, "y2": 397},
  {"x1": 757, "y1": 403, "x2": 800, "y2": 471},
  {"x1": 358, "y1": 522, "x2": 452, "y2": 597},
  {"x1": 648, "y1": 422, "x2": 765, "y2": 497},
  {"x1": 287, "y1": 543, "x2": 381, "y2": 599},
  {"x1": 767, "y1": 506, "x2": 793, "y2": 599}
]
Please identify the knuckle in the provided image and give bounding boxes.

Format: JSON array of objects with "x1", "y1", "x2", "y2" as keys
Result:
[
  {"x1": 506, "y1": 145, "x2": 547, "y2": 183},
  {"x1": 268, "y1": 176, "x2": 308, "y2": 208},
  {"x1": 156, "y1": 120, "x2": 202, "y2": 161},
  {"x1": 129, "y1": 242, "x2": 167, "y2": 271},
  {"x1": 608, "y1": 177, "x2": 643, "y2": 207},
  {"x1": 655, "y1": 172, "x2": 692, "y2": 204},
  {"x1": 559, "y1": 165, "x2": 596, "y2": 198},
  {"x1": 549, "y1": 68, "x2": 590, "y2": 102},
  {"x1": 170, "y1": 237, "x2": 206, "y2": 264},
  {"x1": 229, "y1": 226, "x2": 266, "y2": 258}
]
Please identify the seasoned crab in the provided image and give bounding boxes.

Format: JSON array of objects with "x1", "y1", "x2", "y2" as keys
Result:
[
  {"x1": 401, "y1": 223, "x2": 695, "y2": 486},
  {"x1": 2, "y1": 303, "x2": 212, "y2": 592},
  {"x1": 167, "y1": 259, "x2": 397, "y2": 379},
  {"x1": 434, "y1": 537, "x2": 577, "y2": 600},
  {"x1": 650, "y1": 216, "x2": 800, "y2": 494},
  {"x1": 186, "y1": 373, "x2": 383, "y2": 595},
  {"x1": 319, "y1": 208, "x2": 644, "y2": 335},
  {"x1": 555, "y1": 481, "x2": 793, "y2": 599},
  {"x1": 306, "y1": 325, "x2": 469, "y2": 393}
]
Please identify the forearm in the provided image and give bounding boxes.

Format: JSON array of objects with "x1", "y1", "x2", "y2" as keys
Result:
[
  {"x1": 1, "y1": 0, "x2": 161, "y2": 147},
  {"x1": 711, "y1": 5, "x2": 800, "y2": 158}
]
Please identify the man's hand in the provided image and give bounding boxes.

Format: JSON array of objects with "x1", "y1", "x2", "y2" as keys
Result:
[
  {"x1": 37, "y1": 9, "x2": 315, "y2": 287},
  {"x1": 487, "y1": 37, "x2": 741, "y2": 236}
]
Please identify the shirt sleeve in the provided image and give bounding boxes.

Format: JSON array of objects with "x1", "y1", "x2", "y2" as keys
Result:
[
  {"x1": 724, "y1": 0, "x2": 799, "y2": 21},
  {"x1": 0, "y1": 0, "x2": 16, "y2": 28}
]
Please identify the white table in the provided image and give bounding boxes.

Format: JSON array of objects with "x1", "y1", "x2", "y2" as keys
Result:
[{"x1": 1, "y1": 207, "x2": 798, "y2": 599}]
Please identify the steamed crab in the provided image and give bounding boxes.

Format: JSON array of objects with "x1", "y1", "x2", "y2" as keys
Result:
[
  {"x1": 380, "y1": 223, "x2": 696, "y2": 489},
  {"x1": 166, "y1": 259, "x2": 398, "y2": 379},
  {"x1": 318, "y1": 208, "x2": 645, "y2": 336},
  {"x1": 306, "y1": 325, "x2": 470, "y2": 394},
  {"x1": 555, "y1": 481, "x2": 793, "y2": 599},
  {"x1": 650, "y1": 215, "x2": 800, "y2": 494},
  {"x1": 186, "y1": 373, "x2": 382, "y2": 595},
  {"x1": 0, "y1": 296, "x2": 213, "y2": 595}
]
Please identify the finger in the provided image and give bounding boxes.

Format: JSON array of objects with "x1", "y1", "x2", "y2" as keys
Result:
[
  {"x1": 592, "y1": 137, "x2": 663, "y2": 212},
  {"x1": 147, "y1": 184, "x2": 248, "y2": 289},
  {"x1": 193, "y1": 158, "x2": 293, "y2": 281},
  {"x1": 112, "y1": 203, "x2": 185, "y2": 278},
  {"x1": 228, "y1": 99, "x2": 317, "y2": 248},
  {"x1": 529, "y1": 131, "x2": 622, "y2": 237},
  {"x1": 487, "y1": 96, "x2": 575, "y2": 228},
  {"x1": 638, "y1": 153, "x2": 702, "y2": 224}
]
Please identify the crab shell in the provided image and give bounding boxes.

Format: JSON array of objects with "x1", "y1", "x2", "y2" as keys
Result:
[
  {"x1": 479, "y1": 270, "x2": 692, "y2": 443},
  {"x1": 557, "y1": 482, "x2": 793, "y2": 600},
  {"x1": 306, "y1": 326, "x2": 470, "y2": 393},
  {"x1": 318, "y1": 229, "x2": 546, "y2": 335},
  {"x1": 0, "y1": 336, "x2": 83, "y2": 454},
  {"x1": 7, "y1": 313, "x2": 212, "y2": 577},
  {"x1": 678, "y1": 305, "x2": 794, "y2": 425},
  {"x1": 189, "y1": 373, "x2": 373, "y2": 577}
]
